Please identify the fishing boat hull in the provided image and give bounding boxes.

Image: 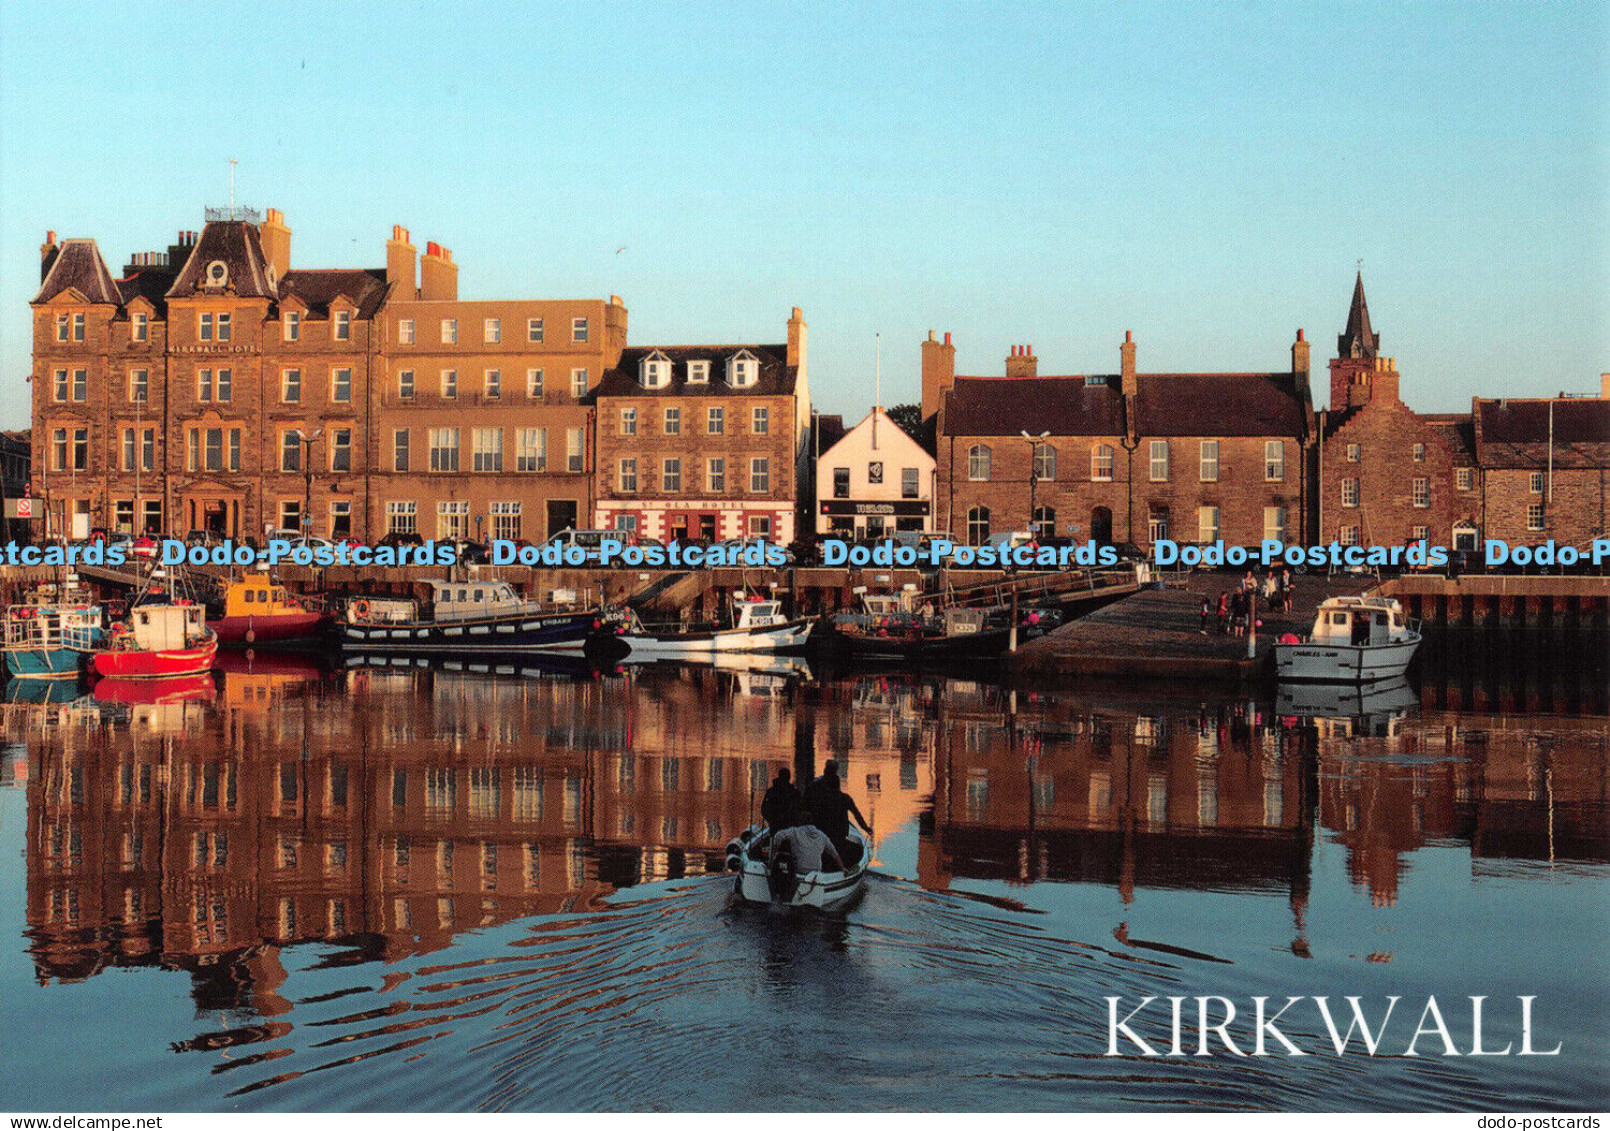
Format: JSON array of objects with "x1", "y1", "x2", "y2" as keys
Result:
[
  {"x1": 729, "y1": 824, "x2": 869, "y2": 911},
  {"x1": 1274, "y1": 635, "x2": 1420, "y2": 683},
  {"x1": 832, "y1": 624, "x2": 1016, "y2": 661},
  {"x1": 92, "y1": 635, "x2": 219, "y2": 679},
  {"x1": 212, "y1": 610, "x2": 330, "y2": 645},
  {"x1": 4, "y1": 646, "x2": 91, "y2": 679},
  {"x1": 339, "y1": 609, "x2": 617, "y2": 653},
  {"x1": 620, "y1": 617, "x2": 814, "y2": 656}
]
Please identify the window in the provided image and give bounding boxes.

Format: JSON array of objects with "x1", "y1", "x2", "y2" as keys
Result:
[
  {"x1": 188, "y1": 428, "x2": 240, "y2": 473},
  {"x1": 330, "y1": 501, "x2": 352, "y2": 538},
  {"x1": 664, "y1": 407, "x2": 681, "y2": 435},
  {"x1": 571, "y1": 369, "x2": 588, "y2": 398},
  {"x1": 730, "y1": 353, "x2": 758, "y2": 387},
  {"x1": 197, "y1": 369, "x2": 216, "y2": 402},
  {"x1": 1148, "y1": 508, "x2": 1170, "y2": 543},
  {"x1": 968, "y1": 444, "x2": 992, "y2": 481},
  {"x1": 707, "y1": 457, "x2": 725, "y2": 492},
  {"x1": 441, "y1": 319, "x2": 457, "y2": 344},
  {"x1": 398, "y1": 370, "x2": 414, "y2": 399},
  {"x1": 333, "y1": 310, "x2": 351, "y2": 341},
  {"x1": 72, "y1": 312, "x2": 85, "y2": 341},
  {"x1": 48, "y1": 428, "x2": 63, "y2": 471},
  {"x1": 566, "y1": 428, "x2": 584, "y2": 473},
  {"x1": 618, "y1": 458, "x2": 637, "y2": 493},
  {"x1": 1033, "y1": 444, "x2": 1056, "y2": 482},
  {"x1": 429, "y1": 428, "x2": 460, "y2": 472},
  {"x1": 1412, "y1": 477, "x2": 1430, "y2": 508},
  {"x1": 527, "y1": 317, "x2": 543, "y2": 343},
  {"x1": 1412, "y1": 442, "x2": 1426, "y2": 462},
  {"x1": 129, "y1": 369, "x2": 149, "y2": 404},
  {"x1": 198, "y1": 312, "x2": 213, "y2": 341},
  {"x1": 138, "y1": 428, "x2": 154, "y2": 472},
  {"x1": 868, "y1": 461, "x2": 884, "y2": 485},
  {"x1": 132, "y1": 312, "x2": 149, "y2": 342},
  {"x1": 331, "y1": 368, "x2": 352, "y2": 403},
  {"x1": 484, "y1": 318, "x2": 500, "y2": 344},
  {"x1": 398, "y1": 319, "x2": 414, "y2": 345},
  {"x1": 902, "y1": 467, "x2": 920, "y2": 499},
  {"x1": 472, "y1": 428, "x2": 504, "y2": 472},
  {"x1": 393, "y1": 430, "x2": 410, "y2": 472},
  {"x1": 1198, "y1": 440, "x2": 1219, "y2": 482},
  {"x1": 1084, "y1": 375, "x2": 1105, "y2": 388},
  {"x1": 833, "y1": 468, "x2": 850, "y2": 498},
  {"x1": 572, "y1": 317, "x2": 589, "y2": 343},
  {"x1": 750, "y1": 457, "x2": 770, "y2": 493},
  {"x1": 285, "y1": 311, "x2": 303, "y2": 340},
  {"x1": 642, "y1": 353, "x2": 671, "y2": 388},
  {"x1": 517, "y1": 429, "x2": 545, "y2": 472},
  {"x1": 1529, "y1": 471, "x2": 1545, "y2": 494},
  {"x1": 1340, "y1": 524, "x2": 1361, "y2": 546},
  {"x1": 1091, "y1": 444, "x2": 1114, "y2": 481},
  {"x1": 280, "y1": 500, "x2": 302, "y2": 532},
  {"x1": 387, "y1": 501, "x2": 417, "y2": 534},
  {"x1": 484, "y1": 369, "x2": 501, "y2": 399},
  {"x1": 620, "y1": 408, "x2": 637, "y2": 436},
  {"x1": 52, "y1": 370, "x2": 65, "y2": 402},
  {"x1": 1264, "y1": 506, "x2": 1287, "y2": 542},
  {"x1": 688, "y1": 360, "x2": 710, "y2": 384},
  {"x1": 1456, "y1": 467, "x2": 1473, "y2": 491},
  {"x1": 281, "y1": 433, "x2": 301, "y2": 472},
  {"x1": 707, "y1": 406, "x2": 724, "y2": 434},
  {"x1": 752, "y1": 406, "x2": 770, "y2": 434},
  {"x1": 1346, "y1": 443, "x2": 1360, "y2": 463},
  {"x1": 1265, "y1": 440, "x2": 1285, "y2": 482},
  {"x1": 527, "y1": 369, "x2": 543, "y2": 398},
  {"x1": 281, "y1": 368, "x2": 301, "y2": 403},
  {"x1": 437, "y1": 501, "x2": 470, "y2": 540},
  {"x1": 1031, "y1": 506, "x2": 1056, "y2": 540},
  {"x1": 1341, "y1": 478, "x2": 1360, "y2": 507},
  {"x1": 662, "y1": 458, "x2": 682, "y2": 493},
  {"x1": 330, "y1": 429, "x2": 352, "y2": 473},
  {"x1": 491, "y1": 501, "x2": 520, "y2": 540},
  {"x1": 967, "y1": 506, "x2": 991, "y2": 546},
  {"x1": 54, "y1": 313, "x2": 67, "y2": 342},
  {"x1": 121, "y1": 429, "x2": 136, "y2": 471},
  {"x1": 441, "y1": 369, "x2": 457, "y2": 399},
  {"x1": 1527, "y1": 503, "x2": 1545, "y2": 531},
  {"x1": 217, "y1": 313, "x2": 231, "y2": 342},
  {"x1": 1198, "y1": 506, "x2": 1220, "y2": 543},
  {"x1": 748, "y1": 515, "x2": 771, "y2": 539},
  {"x1": 1149, "y1": 440, "x2": 1169, "y2": 482},
  {"x1": 1412, "y1": 525, "x2": 1428, "y2": 542}
]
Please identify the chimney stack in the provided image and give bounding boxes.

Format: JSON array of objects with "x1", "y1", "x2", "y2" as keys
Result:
[
  {"x1": 787, "y1": 306, "x2": 808, "y2": 376},
  {"x1": 386, "y1": 225, "x2": 416, "y2": 297},
  {"x1": 921, "y1": 330, "x2": 957, "y2": 422},
  {"x1": 419, "y1": 241, "x2": 458, "y2": 301},
  {"x1": 1600, "y1": 373, "x2": 1609, "y2": 400},
  {"x1": 40, "y1": 231, "x2": 58, "y2": 283},
  {"x1": 260, "y1": 208, "x2": 291, "y2": 282},
  {"x1": 1120, "y1": 331, "x2": 1137, "y2": 397},
  {"x1": 1292, "y1": 328, "x2": 1310, "y2": 377}
]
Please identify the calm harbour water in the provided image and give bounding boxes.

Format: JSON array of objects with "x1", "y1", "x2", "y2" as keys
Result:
[{"x1": 0, "y1": 641, "x2": 1605, "y2": 1112}]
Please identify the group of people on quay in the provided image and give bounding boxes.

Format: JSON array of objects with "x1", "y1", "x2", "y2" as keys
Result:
[
  {"x1": 1200, "y1": 566, "x2": 1297, "y2": 637},
  {"x1": 760, "y1": 761, "x2": 872, "y2": 874}
]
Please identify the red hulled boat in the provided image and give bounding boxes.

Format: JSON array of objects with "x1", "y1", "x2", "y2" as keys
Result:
[{"x1": 92, "y1": 603, "x2": 219, "y2": 679}]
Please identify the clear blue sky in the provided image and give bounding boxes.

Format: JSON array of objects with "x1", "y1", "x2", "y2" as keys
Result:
[{"x1": 1, "y1": 1, "x2": 1604, "y2": 426}]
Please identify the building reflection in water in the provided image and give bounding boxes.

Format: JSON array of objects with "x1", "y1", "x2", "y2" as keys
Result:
[{"x1": 13, "y1": 659, "x2": 1608, "y2": 1020}]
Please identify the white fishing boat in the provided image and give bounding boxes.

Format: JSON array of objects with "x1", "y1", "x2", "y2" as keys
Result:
[
  {"x1": 619, "y1": 595, "x2": 813, "y2": 656},
  {"x1": 1274, "y1": 594, "x2": 1421, "y2": 683},
  {"x1": 726, "y1": 824, "x2": 870, "y2": 910}
]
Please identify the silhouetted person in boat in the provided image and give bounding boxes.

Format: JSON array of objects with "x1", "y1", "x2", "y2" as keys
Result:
[
  {"x1": 769, "y1": 824, "x2": 843, "y2": 875},
  {"x1": 805, "y1": 760, "x2": 872, "y2": 867},
  {"x1": 761, "y1": 768, "x2": 801, "y2": 832}
]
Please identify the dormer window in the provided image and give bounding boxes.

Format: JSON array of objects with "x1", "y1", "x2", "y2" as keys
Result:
[
  {"x1": 640, "y1": 351, "x2": 672, "y2": 389},
  {"x1": 687, "y1": 360, "x2": 710, "y2": 385},
  {"x1": 334, "y1": 310, "x2": 352, "y2": 341},
  {"x1": 728, "y1": 350, "x2": 758, "y2": 388},
  {"x1": 284, "y1": 311, "x2": 300, "y2": 342},
  {"x1": 205, "y1": 261, "x2": 228, "y2": 288},
  {"x1": 131, "y1": 312, "x2": 148, "y2": 342}
]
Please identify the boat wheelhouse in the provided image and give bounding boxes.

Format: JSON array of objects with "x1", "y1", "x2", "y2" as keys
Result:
[
  {"x1": 619, "y1": 595, "x2": 813, "y2": 656},
  {"x1": 341, "y1": 579, "x2": 622, "y2": 654},
  {"x1": 211, "y1": 573, "x2": 329, "y2": 645}
]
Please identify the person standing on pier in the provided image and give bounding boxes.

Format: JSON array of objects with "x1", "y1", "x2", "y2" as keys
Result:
[
  {"x1": 1200, "y1": 596, "x2": 1211, "y2": 634},
  {"x1": 1216, "y1": 592, "x2": 1229, "y2": 634}
]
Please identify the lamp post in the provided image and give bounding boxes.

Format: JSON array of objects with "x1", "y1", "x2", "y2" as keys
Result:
[
  {"x1": 1021, "y1": 429, "x2": 1049, "y2": 538},
  {"x1": 294, "y1": 428, "x2": 322, "y2": 536}
]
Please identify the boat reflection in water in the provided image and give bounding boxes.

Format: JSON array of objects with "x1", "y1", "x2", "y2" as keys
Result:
[{"x1": 7, "y1": 662, "x2": 1606, "y2": 1112}]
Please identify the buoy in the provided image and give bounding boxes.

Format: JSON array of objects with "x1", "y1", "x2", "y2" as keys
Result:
[
  {"x1": 353, "y1": 599, "x2": 370, "y2": 618},
  {"x1": 244, "y1": 627, "x2": 256, "y2": 644}
]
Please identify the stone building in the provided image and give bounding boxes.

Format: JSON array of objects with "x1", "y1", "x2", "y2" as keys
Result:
[
  {"x1": 1471, "y1": 392, "x2": 1609, "y2": 548},
  {"x1": 590, "y1": 310, "x2": 812, "y2": 544},
  {"x1": 813, "y1": 407, "x2": 936, "y2": 537},
  {"x1": 30, "y1": 211, "x2": 626, "y2": 542},
  {"x1": 928, "y1": 330, "x2": 1316, "y2": 547}
]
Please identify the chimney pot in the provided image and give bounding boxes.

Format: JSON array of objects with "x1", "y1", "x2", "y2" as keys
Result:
[
  {"x1": 943, "y1": 332, "x2": 951, "y2": 345},
  {"x1": 46, "y1": 230, "x2": 55, "y2": 245},
  {"x1": 1297, "y1": 328, "x2": 1306, "y2": 342}
]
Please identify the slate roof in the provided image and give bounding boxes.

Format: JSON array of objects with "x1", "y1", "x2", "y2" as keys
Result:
[
  {"x1": 814, "y1": 414, "x2": 847, "y2": 452},
  {"x1": 1423, "y1": 414, "x2": 1477, "y2": 462},
  {"x1": 279, "y1": 269, "x2": 390, "y2": 319},
  {"x1": 116, "y1": 270, "x2": 174, "y2": 313},
  {"x1": 33, "y1": 239, "x2": 120, "y2": 305},
  {"x1": 1339, "y1": 272, "x2": 1379, "y2": 360},
  {"x1": 1474, "y1": 398, "x2": 1610, "y2": 469},
  {"x1": 1133, "y1": 373, "x2": 1309, "y2": 437},
  {"x1": 943, "y1": 376, "x2": 1126, "y2": 436},
  {"x1": 592, "y1": 345, "x2": 796, "y2": 399},
  {"x1": 166, "y1": 220, "x2": 275, "y2": 299}
]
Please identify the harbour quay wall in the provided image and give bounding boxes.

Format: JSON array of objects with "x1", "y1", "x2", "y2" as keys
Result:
[{"x1": 1381, "y1": 575, "x2": 1610, "y2": 630}]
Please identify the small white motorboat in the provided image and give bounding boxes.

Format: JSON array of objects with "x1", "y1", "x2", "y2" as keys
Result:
[
  {"x1": 1274, "y1": 594, "x2": 1421, "y2": 683},
  {"x1": 620, "y1": 595, "x2": 813, "y2": 657},
  {"x1": 726, "y1": 824, "x2": 870, "y2": 910}
]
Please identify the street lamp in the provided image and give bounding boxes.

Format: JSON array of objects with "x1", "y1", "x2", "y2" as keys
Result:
[
  {"x1": 293, "y1": 428, "x2": 322, "y2": 536},
  {"x1": 1021, "y1": 429, "x2": 1050, "y2": 538}
]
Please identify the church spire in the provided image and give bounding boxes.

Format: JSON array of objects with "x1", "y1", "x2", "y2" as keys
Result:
[{"x1": 1338, "y1": 271, "x2": 1379, "y2": 361}]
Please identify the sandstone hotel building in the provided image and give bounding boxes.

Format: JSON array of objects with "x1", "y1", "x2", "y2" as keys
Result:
[{"x1": 30, "y1": 210, "x2": 629, "y2": 543}]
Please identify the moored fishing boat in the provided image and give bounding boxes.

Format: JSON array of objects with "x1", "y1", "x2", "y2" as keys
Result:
[
  {"x1": 2, "y1": 598, "x2": 103, "y2": 678},
  {"x1": 340, "y1": 579, "x2": 625, "y2": 654},
  {"x1": 727, "y1": 824, "x2": 870, "y2": 910},
  {"x1": 210, "y1": 572, "x2": 329, "y2": 645},
  {"x1": 1274, "y1": 594, "x2": 1421, "y2": 683},
  {"x1": 830, "y1": 597, "x2": 1060, "y2": 661},
  {"x1": 91, "y1": 604, "x2": 219, "y2": 679},
  {"x1": 619, "y1": 594, "x2": 813, "y2": 656}
]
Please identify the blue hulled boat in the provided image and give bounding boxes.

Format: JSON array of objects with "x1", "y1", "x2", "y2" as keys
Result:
[{"x1": 4, "y1": 598, "x2": 104, "y2": 679}]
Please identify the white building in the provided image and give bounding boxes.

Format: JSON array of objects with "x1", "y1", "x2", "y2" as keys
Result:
[{"x1": 814, "y1": 408, "x2": 935, "y2": 537}]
